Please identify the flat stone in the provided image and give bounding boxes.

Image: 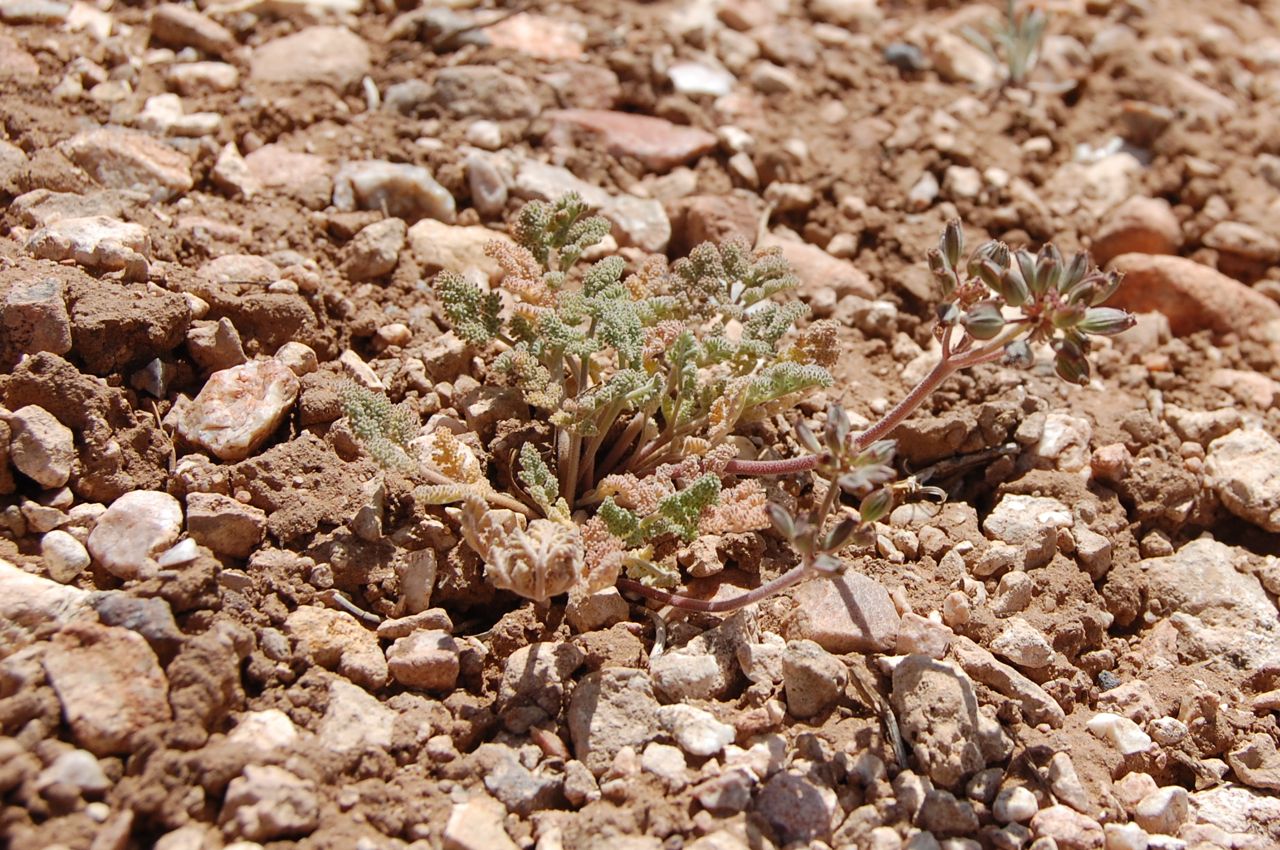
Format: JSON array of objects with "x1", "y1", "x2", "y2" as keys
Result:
[
  {"x1": 950, "y1": 636, "x2": 1065, "y2": 728},
  {"x1": 755, "y1": 771, "x2": 839, "y2": 844},
  {"x1": 989, "y1": 618, "x2": 1055, "y2": 669},
  {"x1": 0, "y1": 33, "x2": 39, "y2": 78},
  {"x1": 486, "y1": 12, "x2": 585, "y2": 60},
  {"x1": 760, "y1": 231, "x2": 877, "y2": 300},
  {"x1": 443, "y1": 794, "x2": 520, "y2": 850},
  {"x1": 318, "y1": 677, "x2": 394, "y2": 753},
  {"x1": 1029, "y1": 804, "x2": 1104, "y2": 850},
  {"x1": 174, "y1": 360, "x2": 300, "y2": 461},
  {"x1": 343, "y1": 217, "x2": 407, "y2": 281},
  {"x1": 333, "y1": 160, "x2": 455, "y2": 224},
  {"x1": 220, "y1": 765, "x2": 319, "y2": 842},
  {"x1": 8, "y1": 404, "x2": 75, "y2": 488},
  {"x1": 546, "y1": 109, "x2": 717, "y2": 172},
  {"x1": 785, "y1": 571, "x2": 900, "y2": 653},
  {"x1": 68, "y1": 279, "x2": 191, "y2": 375},
  {"x1": 782, "y1": 639, "x2": 848, "y2": 718},
  {"x1": 0, "y1": 277, "x2": 72, "y2": 369},
  {"x1": 1091, "y1": 196, "x2": 1181, "y2": 266},
  {"x1": 25, "y1": 215, "x2": 150, "y2": 279},
  {"x1": 226, "y1": 709, "x2": 299, "y2": 752},
  {"x1": 186, "y1": 317, "x2": 248, "y2": 373},
  {"x1": 250, "y1": 26, "x2": 370, "y2": 90},
  {"x1": 1108, "y1": 253, "x2": 1280, "y2": 340},
  {"x1": 285, "y1": 606, "x2": 388, "y2": 690},
  {"x1": 1205, "y1": 428, "x2": 1280, "y2": 532},
  {"x1": 42, "y1": 622, "x2": 172, "y2": 755},
  {"x1": 891, "y1": 655, "x2": 987, "y2": 789},
  {"x1": 428, "y1": 66, "x2": 539, "y2": 121},
  {"x1": 185, "y1": 492, "x2": 266, "y2": 559},
  {"x1": 0, "y1": 0, "x2": 68, "y2": 24},
  {"x1": 167, "y1": 61, "x2": 239, "y2": 95},
  {"x1": 243, "y1": 145, "x2": 333, "y2": 209},
  {"x1": 407, "y1": 218, "x2": 510, "y2": 284},
  {"x1": 982, "y1": 494, "x2": 1071, "y2": 569},
  {"x1": 568, "y1": 668, "x2": 661, "y2": 775},
  {"x1": 497, "y1": 641, "x2": 583, "y2": 732},
  {"x1": 657, "y1": 703, "x2": 735, "y2": 758},
  {"x1": 150, "y1": 4, "x2": 236, "y2": 56},
  {"x1": 0, "y1": 556, "x2": 93, "y2": 637},
  {"x1": 386, "y1": 629, "x2": 459, "y2": 690},
  {"x1": 87, "y1": 490, "x2": 184, "y2": 580},
  {"x1": 61, "y1": 128, "x2": 193, "y2": 199}
]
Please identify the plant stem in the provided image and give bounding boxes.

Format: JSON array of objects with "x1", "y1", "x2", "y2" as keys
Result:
[{"x1": 617, "y1": 563, "x2": 811, "y2": 613}]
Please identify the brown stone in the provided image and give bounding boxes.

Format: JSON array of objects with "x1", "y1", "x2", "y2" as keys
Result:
[
  {"x1": 785, "y1": 571, "x2": 900, "y2": 653},
  {"x1": 545, "y1": 109, "x2": 718, "y2": 172},
  {"x1": 1107, "y1": 253, "x2": 1280, "y2": 339},
  {"x1": 1090, "y1": 196, "x2": 1180, "y2": 266}
]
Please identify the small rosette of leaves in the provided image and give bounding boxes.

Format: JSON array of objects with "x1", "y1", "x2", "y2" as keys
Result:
[{"x1": 518, "y1": 442, "x2": 571, "y2": 523}]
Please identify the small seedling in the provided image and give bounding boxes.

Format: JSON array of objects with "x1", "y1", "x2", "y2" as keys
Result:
[{"x1": 963, "y1": 0, "x2": 1048, "y2": 87}]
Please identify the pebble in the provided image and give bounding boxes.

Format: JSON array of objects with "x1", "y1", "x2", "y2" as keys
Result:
[
  {"x1": 150, "y1": 4, "x2": 236, "y2": 56},
  {"x1": 990, "y1": 570, "x2": 1034, "y2": 615},
  {"x1": 136, "y1": 93, "x2": 221, "y2": 138},
  {"x1": 1107, "y1": 254, "x2": 1280, "y2": 340},
  {"x1": 641, "y1": 742, "x2": 688, "y2": 790},
  {"x1": 185, "y1": 492, "x2": 266, "y2": 559},
  {"x1": 25, "y1": 215, "x2": 150, "y2": 279},
  {"x1": 174, "y1": 359, "x2": 300, "y2": 461},
  {"x1": 950, "y1": 636, "x2": 1065, "y2": 728},
  {"x1": 565, "y1": 588, "x2": 628, "y2": 632},
  {"x1": 929, "y1": 32, "x2": 1000, "y2": 89},
  {"x1": 443, "y1": 794, "x2": 519, "y2": 850},
  {"x1": 568, "y1": 668, "x2": 661, "y2": 774},
  {"x1": 318, "y1": 677, "x2": 394, "y2": 753},
  {"x1": 1091, "y1": 196, "x2": 1181, "y2": 266},
  {"x1": 226, "y1": 709, "x2": 299, "y2": 752},
  {"x1": 36, "y1": 748, "x2": 111, "y2": 796},
  {"x1": 0, "y1": 277, "x2": 72, "y2": 368},
  {"x1": 0, "y1": 556, "x2": 93, "y2": 636},
  {"x1": 0, "y1": 0, "x2": 69, "y2": 24},
  {"x1": 86, "y1": 490, "x2": 183, "y2": 580},
  {"x1": 333, "y1": 160, "x2": 455, "y2": 224},
  {"x1": 1133, "y1": 786, "x2": 1188, "y2": 835},
  {"x1": 7, "y1": 404, "x2": 74, "y2": 488},
  {"x1": 756, "y1": 771, "x2": 840, "y2": 844},
  {"x1": 476, "y1": 743, "x2": 563, "y2": 815},
  {"x1": 386, "y1": 629, "x2": 459, "y2": 691},
  {"x1": 249, "y1": 26, "x2": 370, "y2": 90},
  {"x1": 546, "y1": 109, "x2": 718, "y2": 172},
  {"x1": 658, "y1": 703, "x2": 735, "y2": 757},
  {"x1": 990, "y1": 618, "x2": 1055, "y2": 669},
  {"x1": 1205, "y1": 429, "x2": 1280, "y2": 532},
  {"x1": 167, "y1": 61, "x2": 239, "y2": 95},
  {"x1": 513, "y1": 159, "x2": 671, "y2": 253},
  {"x1": 1086, "y1": 712, "x2": 1153, "y2": 756},
  {"x1": 286, "y1": 607, "x2": 388, "y2": 690},
  {"x1": 982, "y1": 495, "x2": 1072, "y2": 569},
  {"x1": 669, "y1": 61, "x2": 736, "y2": 96},
  {"x1": 785, "y1": 569, "x2": 900, "y2": 652},
  {"x1": 343, "y1": 217, "x2": 406, "y2": 281},
  {"x1": 943, "y1": 166, "x2": 982, "y2": 200},
  {"x1": 61, "y1": 127, "x2": 193, "y2": 199},
  {"x1": 891, "y1": 656, "x2": 988, "y2": 789},
  {"x1": 220, "y1": 765, "x2": 319, "y2": 842},
  {"x1": 41, "y1": 529, "x2": 91, "y2": 582},
  {"x1": 1103, "y1": 822, "x2": 1149, "y2": 850},
  {"x1": 782, "y1": 639, "x2": 848, "y2": 718},
  {"x1": 894, "y1": 612, "x2": 953, "y2": 659},
  {"x1": 42, "y1": 622, "x2": 172, "y2": 755},
  {"x1": 465, "y1": 152, "x2": 508, "y2": 218},
  {"x1": 275, "y1": 342, "x2": 318, "y2": 376},
  {"x1": 994, "y1": 785, "x2": 1039, "y2": 823},
  {"x1": 694, "y1": 766, "x2": 755, "y2": 813},
  {"x1": 407, "y1": 218, "x2": 509, "y2": 284},
  {"x1": 1030, "y1": 805, "x2": 1105, "y2": 850},
  {"x1": 429, "y1": 66, "x2": 539, "y2": 120},
  {"x1": 186, "y1": 318, "x2": 247, "y2": 373},
  {"x1": 1164, "y1": 405, "x2": 1241, "y2": 446},
  {"x1": 243, "y1": 145, "x2": 333, "y2": 209}
]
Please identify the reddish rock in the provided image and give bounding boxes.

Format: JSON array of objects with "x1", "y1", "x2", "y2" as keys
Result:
[
  {"x1": 545, "y1": 109, "x2": 718, "y2": 172},
  {"x1": 150, "y1": 4, "x2": 236, "y2": 56},
  {"x1": 61, "y1": 128, "x2": 193, "y2": 199},
  {"x1": 42, "y1": 622, "x2": 173, "y2": 755},
  {"x1": 760, "y1": 231, "x2": 877, "y2": 300},
  {"x1": 785, "y1": 571, "x2": 900, "y2": 653},
  {"x1": 1090, "y1": 196, "x2": 1180, "y2": 266},
  {"x1": 1107, "y1": 253, "x2": 1280, "y2": 339},
  {"x1": 486, "y1": 13, "x2": 584, "y2": 60},
  {"x1": 249, "y1": 26, "x2": 369, "y2": 90},
  {"x1": 668, "y1": 193, "x2": 764, "y2": 255}
]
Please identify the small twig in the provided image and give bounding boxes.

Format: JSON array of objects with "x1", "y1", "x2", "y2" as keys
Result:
[{"x1": 317, "y1": 589, "x2": 383, "y2": 627}]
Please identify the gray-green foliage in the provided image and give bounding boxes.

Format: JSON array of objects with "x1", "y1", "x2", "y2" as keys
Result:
[
  {"x1": 339, "y1": 381, "x2": 418, "y2": 471},
  {"x1": 963, "y1": 0, "x2": 1048, "y2": 86},
  {"x1": 434, "y1": 193, "x2": 836, "y2": 512}
]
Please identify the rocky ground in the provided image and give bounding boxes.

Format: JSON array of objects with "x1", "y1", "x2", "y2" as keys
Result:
[{"x1": 3, "y1": 0, "x2": 1280, "y2": 848}]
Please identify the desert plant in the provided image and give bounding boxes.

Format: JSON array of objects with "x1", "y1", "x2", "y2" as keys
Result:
[
  {"x1": 434, "y1": 193, "x2": 837, "y2": 512},
  {"x1": 963, "y1": 0, "x2": 1048, "y2": 87}
]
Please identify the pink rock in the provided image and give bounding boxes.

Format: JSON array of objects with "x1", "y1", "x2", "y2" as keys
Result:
[
  {"x1": 760, "y1": 231, "x2": 877, "y2": 300},
  {"x1": 243, "y1": 145, "x2": 333, "y2": 210},
  {"x1": 1107, "y1": 253, "x2": 1280, "y2": 339},
  {"x1": 545, "y1": 109, "x2": 717, "y2": 172},
  {"x1": 61, "y1": 128, "x2": 193, "y2": 199},
  {"x1": 1030, "y1": 804, "x2": 1104, "y2": 850},
  {"x1": 0, "y1": 34, "x2": 38, "y2": 78},
  {"x1": 486, "y1": 13, "x2": 585, "y2": 60},
  {"x1": 785, "y1": 571, "x2": 900, "y2": 653},
  {"x1": 249, "y1": 26, "x2": 370, "y2": 90},
  {"x1": 175, "y1": 360, "x2": 299, "y2": 461},
  {"x1": 386, "y1": 630, "x2": 460, "y2": 691},
  {"x1": 42, "y1": 622, "x2": 173, "y2": 755},
  {"x1": 1090, "y1": 196, "x2": 1180, "y2": 266}
]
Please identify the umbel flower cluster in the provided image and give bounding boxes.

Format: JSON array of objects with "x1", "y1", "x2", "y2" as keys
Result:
[{"x1": 343, "y1": 196, "x2": 1134, "y2": 611}]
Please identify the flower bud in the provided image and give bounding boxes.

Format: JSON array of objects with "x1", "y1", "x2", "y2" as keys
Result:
[
  {"x1": 998, "y1": 267, "x2": 1030, "y2": 307},
  {"x1": 928, "y1": 247, "x2": 950, "y2": 278},
  {"x1": 973, "y1": 257, "x2": 1004, "y2": 293},
  {"x1": 961, "y1": 301, "x2": 1006, "y2": 340},
  {"x1": 1062, "y1": 250, "x2": 1090, "y2": 290},
  {"x1": 1051, "y1": 302, "x2": 1086, "y2": 330},
  {"x1": 1054, "y1": 349, "x2": 1091, "y2": 385},
  {"x1": 1016, "y1": 249, "x2": 1043, "y2": 297},
  {"x1": 859, "y1": 488, "x2": 894, "y2": 524},
  {"x1": 795, "y1": 421, "x2": 822, "y2": 455},
  {"x1": 860, "y1": 439, "x2": 897, "y2": 467},
  {"x1": 1091, "y1": 270, "x2": 1123, "y2": 305},
  {"x1": 767, "y1": 503, "x2": 796, "y2": 540},
  {"x1": 936, "y1": 301, "x2": 960, "y2": 325},
  {"x1": 822, "y1": 515, "x2": 860, "y2": 552},
  {"x1": 1078, "y1": 306, "x2": 1135, "y2": 336},
  {"x1": 941, "y1": 220, "x2": 963, "y2": 269}
]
